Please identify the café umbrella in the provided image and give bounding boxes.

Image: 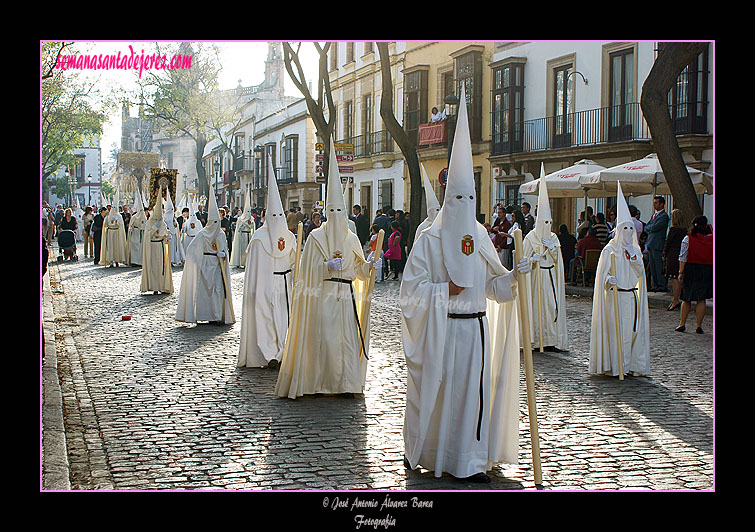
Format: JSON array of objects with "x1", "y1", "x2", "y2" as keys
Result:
[
  {"x1": 519, "y1": 159, "x2": 613, "y2": 199},
  {"x1": 579, "y1": 153, "x2": 713, "y2": 196}
]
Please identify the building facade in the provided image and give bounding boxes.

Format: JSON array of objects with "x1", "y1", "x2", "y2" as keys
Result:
[
  {"x1": 329, "y1": 41, "x2": 407, "y2": 219},
  {"x1": 323, "y1": 41, "x2": 713, "y2": 231},
  {"x1": 47, "y1": 135, "x2": 102, "y2": 208},
  {"x1": 488, "y1": 41, "x2": 713, "y2": 230}
]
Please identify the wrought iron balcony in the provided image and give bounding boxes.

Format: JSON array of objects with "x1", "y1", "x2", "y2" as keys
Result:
[
  {"x1": 336, "y1": 130, "x2": 394, "y2": 158},
  {"x1": 491, "y1": 101, "x2": 709, "y2": 157}
]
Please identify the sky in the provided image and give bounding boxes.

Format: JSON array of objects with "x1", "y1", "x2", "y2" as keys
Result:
[{"x1": 66, "y1": 41, "x2": 320, "y2": 168}]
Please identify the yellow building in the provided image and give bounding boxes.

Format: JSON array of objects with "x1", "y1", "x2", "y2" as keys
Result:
[
  {"x1": 327, "y1": 42, "x2": 496, "y2": 224},
  {"x1": 404, "y1": 42, "x2": 496, "y2": 224}
]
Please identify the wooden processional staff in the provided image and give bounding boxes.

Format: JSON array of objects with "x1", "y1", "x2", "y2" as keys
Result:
[
  {"x1": 359, "y1": 229, "x2": 385, "y2": 361},
  {"x1": 609, "y1": 252, "x2": 625, "y2": 380},
  {"x1": 513, "y1": 228, "x2": 543, "y2": 487}
]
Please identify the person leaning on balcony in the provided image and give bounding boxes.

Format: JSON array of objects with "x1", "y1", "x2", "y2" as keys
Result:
[{"x1": 430, "y1": 106, "x2": 446, "y2": 122}]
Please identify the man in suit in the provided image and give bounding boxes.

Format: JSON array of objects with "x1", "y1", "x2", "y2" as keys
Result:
[
  {"x1": 521, "y1": 202, "x2": 535, "y2": 236},
  {"x1": 644, "y1": 195, "x2": 669, "y2": 292},
  {"x1": 352, "y1": 204, "x2": 370, "y2": 248}
]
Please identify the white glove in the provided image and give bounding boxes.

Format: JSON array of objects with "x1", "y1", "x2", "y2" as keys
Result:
[
  {"x1": 217, "y1": 251, "x2": 226, "y2": 259},
  {"x1": 326, "y1": 257, "x2": 343, "y2": 271},
  {"x1": 366, "y1": 251, "x2": 375, "y2": 262},
  {"x1": 167, "y1": 233, "x2": 172, "y2": 240},
  {"x1": 530, "y1": 253, "x2": 542, "y2": 263},
  {"x1": 371, "y1": 258, "x2": 383, "y2": 271},
  {"x1": 542, "y1": 237, "x2": 555, "y2": 250},
  {"x1": 606, "y1": 275, "x2": 617, "y2": 286},
  {"x1": 515, "y1": 257, "x2": 530, "y2": 276},
  {"x1": 623, "y1": 246, "x2": 638, "y2": 261}
]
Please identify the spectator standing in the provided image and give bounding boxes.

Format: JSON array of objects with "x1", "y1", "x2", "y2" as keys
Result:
[
  {"x1": 675, "y1": 216, "x2": 713, "y2": 334},
  {"x1": 663, "y1": 209, "x2": 686, "y2": 311},
  {"x1": 521, "y1": 202, "x2": 535, "y2": 236},
  {"x1": 384, "y1": 220, "x2": 402, "y2": 281},
  {"x1": 352, "y1": 204, "x2": 370, "y2": 248},
  {"x1": 92, "y1": 207, "x2": 106, "y2": 264},
  {"x1": 592, "y1": 212, "x2": 610, "y2": 245},
  {"x1": 286, "y1": 207, "x2": 298, "y2": 234},
  {"x1": 305, "y1": 211, "x2": 321, "y2": 239},
  {"x1": 82, "y1": 206, "x2": 94, "y2": 258},
  {"x1": 644, "y1": 195, "x2": 669, "y2": 292},
  {"x1": 557, "y1": 223, "x2": 577, "y2": 280}
]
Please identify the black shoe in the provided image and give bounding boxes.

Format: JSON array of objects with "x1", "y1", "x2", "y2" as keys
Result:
[
  {"x1": 461, "y1": 472, "x2": 491, "y2": 483},
  {"x1": 403, "y1": 457, "x2": 411, "y2": 469},
  {"x1": 267, "y1": 359, "x2": 279, "y2": 369},
  {"x1": 696, "y1": 327, "x2": 704, "y2": 334},
  {"x1": 675, "y1": 325, "x2": 686, "y2": 333}
]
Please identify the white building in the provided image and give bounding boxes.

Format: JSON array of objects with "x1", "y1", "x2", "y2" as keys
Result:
[
  {"x1": 250, "y1": 97, "x2": 318, "y2": 214},
  {"x1": 488, "y1": 41, "x2": 713, "y2": 230},
  {"x1": 48, "y1": 135, "x2": 102, "y2": 208},
  {"x1": 328, "y1": 41, "x2": 407, "y2": 219}
]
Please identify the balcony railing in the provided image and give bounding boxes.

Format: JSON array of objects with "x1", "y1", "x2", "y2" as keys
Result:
[
  {"x1": 491, "y1": 101, "x2": 709, "y2": 157},
  {"x1": 337, "y1": 130, "x2": 394, "y2": 158}
]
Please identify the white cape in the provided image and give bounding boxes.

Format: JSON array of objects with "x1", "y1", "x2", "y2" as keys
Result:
[
  {"x1": 589, "y1": 243, "x2": 650, "y2": 376},
  {"x1": 522, "y1": 230, "x2": 568, "y2": 350},
  {"x1": 399, "y1": 216, "x2": 521, "y2": 478},
  {"x1": 140, "y1": 219, "x2": 173, "y2": 294},
  {"x1": 230, "y1": 217, "x2": 255, "y2": 268},
  {"x1": 175, "y1": 232, "x2": 235, "y2": 324},
  {"x1": 237, "y1": 228, "x2": 296, "y2": 367},
  {"x1": 274, "y1": 224, "x2": 372, "y2": 398}
]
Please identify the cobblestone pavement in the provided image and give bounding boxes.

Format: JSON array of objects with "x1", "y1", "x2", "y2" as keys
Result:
[{"x1": 42, "y1": 247, "x2": 714, "y2": 492}]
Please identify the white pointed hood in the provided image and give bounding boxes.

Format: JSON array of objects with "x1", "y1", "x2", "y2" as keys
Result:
[
  {"x1": 236, "y1": 186, "x2": 255, "y2": 231},
  {"x1": 535, "y1": 162, "x2": 553, "y2": 239},
  {"x1": 421, "y1": 162, "x2": 440, "y2": 222},
  {"x1": 147, "y1": 188, "x2": 167, "y2": 232},
  {"x1": 203, "y1": 181, "x2": 222, "y2": 241},
  {"x1": 324, "y1": 136, "x2": 350, "y2": 255},
  {"x1": 262, "y1": 157, "x2": 295, "y2": 258},
  {"x1": 430, "y1": 82, "x2": 478, "y2": 287},
  {"x1": 164, "y1": 190, "x2": 176, "y2": 229},
  {"x1": 130, "y1": 186, "x2": 148, "y2": 228},
  {"x1": 104, "y1": 186, "x2": 124, "y2": 229},
  {"x1": 610, "y1": 181, "x2": 640, "y2": 251},
  {"x1": 184, "y1": 196, "x2": 201, "y2": 236}
]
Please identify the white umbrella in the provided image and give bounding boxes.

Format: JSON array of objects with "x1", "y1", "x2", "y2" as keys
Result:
[
  {"x1": 579, "y1": 153, "x2": 712, "y2": 196},
  {"x1": 519, "y1": 159, "x2": 613, "y2": 198}
]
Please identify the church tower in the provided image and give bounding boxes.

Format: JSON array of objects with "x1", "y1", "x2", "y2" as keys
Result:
[{"x1": 263, "y1": 42, "x2": 285, "y2": 98}]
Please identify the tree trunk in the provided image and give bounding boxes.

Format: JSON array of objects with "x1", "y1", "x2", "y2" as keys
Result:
[
  {"x1": 282, "y1": 42, "x2": 335, "y2": 200},
  {"x1": 195, "y1": 133, "x2": 208, "y2": 199},
  {"x1": 376, "y1": 42, "x2": 422, "y2": 252},
  {"x1": 640, "y1": 42, "x2": 708, "y2": 228}
]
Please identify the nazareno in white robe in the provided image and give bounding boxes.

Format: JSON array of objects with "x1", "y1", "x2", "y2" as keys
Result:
[
  {"x1": 230, "y1": 217, "x2": 255, "y2": 268},
  {"x1": 140, "y1": 218, "x2": 173, "y2": 294},
  {"x1": 589, "y1": 240, "x2": 650, "y2": 377},
  {"x1": 237, "y1": 228, "x2": 296, "y2": 367},
  {"x1": 128, "y1": 213, "x2": 146, "y2": 266},
  {"x1": 167, "y1": 215, "x2": 185, "y2": 265},
  {"x1": 99, "y1": 211, "x2": 128, "y2": 265},
  {"x1": 400, "y1": 218, "x2": 521, "y2": 478},
  {"x1": 522, "y1": 230, "x2": 568, "y2": 350},
  {"x1": 175, "y1": 230, "x2": 235, "y2": 324},
  {"x1": 274, "y1": 223, "x2": 372, "y2": 398}
]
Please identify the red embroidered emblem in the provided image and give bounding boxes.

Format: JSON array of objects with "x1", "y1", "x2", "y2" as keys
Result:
[
  {"x1": 278, "y1": 237, "x2": 286, "y2": 251},
  {"x1": 461, "y1": 235, "x2": 474, "y2": 256}
]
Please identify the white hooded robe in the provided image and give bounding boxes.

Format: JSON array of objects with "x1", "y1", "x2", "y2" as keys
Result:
[
  {"x1": 99, "y1": 191, "x2": 128, "y2": 265},
  {"x1": 128, "y1": 191, "x2": 148, "y2": 266},
  {"x1": 140, "y1": 196, "x2": 173, "y2": 294},
  {"x1": 589, "y1": 182, "x2": 650, "y2": 377},
  {"x1": 521, "y1": 172, "x2": 568, "y2": 351},
  {"x1": 165, "y1": 192, "x2": 185, "y2": 266},
  {"x1": 400, "y1": 83, "x2": 521, "y2": 478},
  {"x1": 274, "y1": 138, "x2": 374, "y2": 398},
  {"x1": 175, "y1": 185, "x2": 235, "y2": 324},
  {"x1": 230, "y1": 192, "x2": 256, "y2": 268}
]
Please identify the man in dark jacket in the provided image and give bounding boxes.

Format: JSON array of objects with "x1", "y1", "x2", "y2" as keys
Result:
[
  {"x1": 352, "y1": 205, "x2": 370, "y2": 247},
  {"x1": 644, "y1": 195, "x2": 669, "y2": 292},
  {"x1": 92, "y1": 207, "x2": 106, "y2": 264}
]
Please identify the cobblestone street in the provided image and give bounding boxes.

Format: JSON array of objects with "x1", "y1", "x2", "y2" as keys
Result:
[{"x1": 42, "y1": 249, "x2": 714, "y2": 493}]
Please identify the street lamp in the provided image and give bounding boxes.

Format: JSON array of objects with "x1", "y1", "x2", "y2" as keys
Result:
[
  {"x1": 87, "y1": 174, "x2": 92, "y2": 206},
  {"x1": 65, "y1": 169, "x2": 76, "y2": 207}
]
